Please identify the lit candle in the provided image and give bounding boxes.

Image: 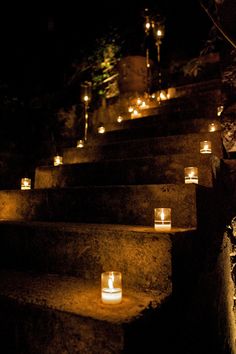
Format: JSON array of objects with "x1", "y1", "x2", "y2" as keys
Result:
[
  {"x1": 154, "y1": 208, "x2": 171, "y2": 231},
  {"x1": 101, "y1": 271, "x2": 122, "y2": 304},
  {"x1": 98, "y1": 125, "x2": 105, "y2": 134},
  {"x1": 76, "y1": 139, "x2": 84, "y2": 148},
  {"x1": 208, "y1": 123, "x2": 217, "y2": 132},
  {"x1": 117, "y1": 116, "x2": 123, "y2": 123},
  {"x1": 184, "y1": 167, "x2": 198, "y2": 184},
  {"x1": 131, "y1": 109, "x2": 141, "y2": 119},
  {"x1": 200, "y1": 141, "x2": 212, "y2": 154},
  {"x1": 217, "y1": 105, "x2": 224, "y2": 116},
  {"x1": 21, "y1": 178, "x2": 31, "y2": 190},
  {"x1": 54, "y1": 155, "x2": 63, "y2": 166}
]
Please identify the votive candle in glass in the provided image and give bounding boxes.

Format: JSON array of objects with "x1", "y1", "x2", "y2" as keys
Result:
[
  {"x1": 154, "y1": 208, "x2": 171, "y2": 231},
  {"x1": 54, "y1": 155, "x2": 63, "y2": 166},
  {"x1": 184, "y1": 167, "x2": 198, "y2": 184},
  {"x1": 21, "y1": 178, "x2": 31, "y2": 190},
  {"x1": 101, "y1": 271, "x2": 122, "y2": 304},
  {"x1": 200, "y1": 140, "x2": 212, "y2": 154}
]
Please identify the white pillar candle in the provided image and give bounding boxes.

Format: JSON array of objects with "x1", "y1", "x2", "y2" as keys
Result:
[
  {"x1": 101, "y1": 271, "x2": 122, "y2": 304},
  {"x1": 154, "y1": 208, "x2": 171, "y2": 231}
]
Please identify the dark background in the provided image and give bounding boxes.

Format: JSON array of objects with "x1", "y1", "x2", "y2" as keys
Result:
[{"x1": 0, "y1": 1, "x2": 211, "y2": 95}]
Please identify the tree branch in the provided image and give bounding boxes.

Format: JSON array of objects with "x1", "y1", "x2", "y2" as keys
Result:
[{"x1": 199, "y1": 0, "x2": 236, "y2": 50}]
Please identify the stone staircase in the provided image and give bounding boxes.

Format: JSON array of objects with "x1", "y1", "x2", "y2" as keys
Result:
[{"x1": 0, "y1": 79, "x2": 227, "y2": 353}]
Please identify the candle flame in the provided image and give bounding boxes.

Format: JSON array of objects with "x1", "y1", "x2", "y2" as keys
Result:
[
  {"x1": 161, "y1": 209, "x2": 165, "y2": 221},
  {"x1": 108, "y1": 273, "x2": 114, "y2": 290}
]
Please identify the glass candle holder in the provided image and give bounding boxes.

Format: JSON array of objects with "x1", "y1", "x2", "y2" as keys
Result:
[
  {"x1": 200, "y1": 140, "x2": 212, "y2": 154},
  {"x1": 184, "y1": 167, "x2": 198, "y2": 184},
  {"x1": 21, "y1": 178, "x2": 31, "y2": 190},
  {"x1": 117, "y1": 116, "x2": 123, "y2": 123},
  {"x1": 54, "y1": 155, "x2": 63, "y2": 166},
  {"x1": 101, "y1": 271, "x2": 122, "y2": 304},
  {"x1": 154, "y1": 208, "x2": 171, "y2": 231},
  {"x1": 98, "y1": 125, "x2": 105, "y2": 134},
  {"x1": 208, "y1": 123, "x2": 217, "y2": 132},
  {"x1": 76, "y1": 139, "x2": 84, "y2": 148}
]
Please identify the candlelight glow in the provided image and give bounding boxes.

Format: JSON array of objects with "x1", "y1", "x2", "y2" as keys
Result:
[
  {"x1": 54, "y1": 155, "x2": 63, "y2": 166},
  {"x1": 200, "y1": 141, "x2": 212, "y2": 154},
  {"x1": 98, "y1": 125, "x2": 105, "y2": 134},
  {"x1": 208, "y1": 123, "x2": 217, "y2": 132},
  {"x1": 21, "y1": 178, "x2": 31, "y2": 190},
  {"x1": 117, "y1": 116, "x2": 123, "y2": 123},
  {"x1": 217, "y1": 105, "x2": 224, "y2": 116},
  {"x1": 76, "y1": 139, "x2": 84, "y2": 148},
  {"x1": 131, "y1": 109, "x2": 141, "y2": 118}
]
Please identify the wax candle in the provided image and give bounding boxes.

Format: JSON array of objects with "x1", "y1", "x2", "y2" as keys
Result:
[{"x1": 101, "y1": 271, "x2": 122, "y2": 304}]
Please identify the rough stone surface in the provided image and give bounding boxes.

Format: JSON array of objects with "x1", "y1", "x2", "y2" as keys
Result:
[
  {"x1": 0, "y1": 270, "x2": 168, "y2": 354},
  {"x1": 35, "y1": 154, "x2": 217, "y2": 189},
  {"x1": 0, "y1": 184, "x2": 199, "y2": 228},
  {"x1": 93, "y1": 118, "x2": 222, "y2": 144},
  {"x1": 0, "y1": 222, "x2": 191, "y2": 293},
  {"x1": 63, "y1": 131, "x2": 223, "y2": 164}
]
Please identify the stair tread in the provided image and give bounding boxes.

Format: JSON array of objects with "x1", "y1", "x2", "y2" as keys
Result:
[
  {"x1": 0, "y1": 219, "x2": 195, "y2": 234},
  {"x1": 0, "y1": 270, "x2": 166, "y2": 324},
  {"x1": 67, "y1": 130, "x2": 222, "y2": 148}
]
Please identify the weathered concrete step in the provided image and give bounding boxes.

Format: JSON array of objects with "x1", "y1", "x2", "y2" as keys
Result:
[
  {"x1": 0, "y1": 270, "x2": 168, "y2": 353},
  {"x1": 92, "y1": 118, "x2": 222, "y2": 144},
  {"x1": 0, "y1": 184, "x2": 206, "y2": 228},
  {"x1": 35, "y1": 154, "x2": 219, "y2": 188},
  {"x1": 0, "y1": 221, "x2": 195, "y2": 293},
  {"x1": 63, "y1": 131, "x2": 223, "y2": 164},
  {"x1": 93, "y1": 78, "x2": 222, "y2": 133}
]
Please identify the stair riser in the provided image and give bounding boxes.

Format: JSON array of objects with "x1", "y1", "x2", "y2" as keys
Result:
[
  {"x1": 0, "y1": 299, "x2": 124, "y2": 354},
  {"x1": 0, "y1": 223, "x2": 172, "y2": 293},
  {"x1": 35, "y1": 155, "x2": 215, "y2": 189},
  {"x1": 63, "y1": 131, "x2": 223, "y2": 164},
  {"x1": 94, "y1": 118, "x2": 222, "y2": 144},
  {"x1": 0, "y1": 185, "x2": 198, "y2": 228}
]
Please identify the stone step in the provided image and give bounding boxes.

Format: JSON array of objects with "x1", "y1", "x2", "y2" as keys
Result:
[
  {"x1": 92, "y1": 78, "x2": 222, "y2": 134},
  {"x1": 0, "y1": 184, "x2": 208, "y2": 228},
  {"x1": 63, "y1": 131, "x2": 223, "y2": 164},
  {"x1": 35, "y1": 154, "x2": 219, "y2": 189},
  {"x1": 0, "y1": 270, "x2": 169, "y2": 353},
  {"x1": 91, "y1": 117, "x2": 222, "y2": 144},
  {"x1": 0, "y1": 221, "x2": 195, "y2": 294}
]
